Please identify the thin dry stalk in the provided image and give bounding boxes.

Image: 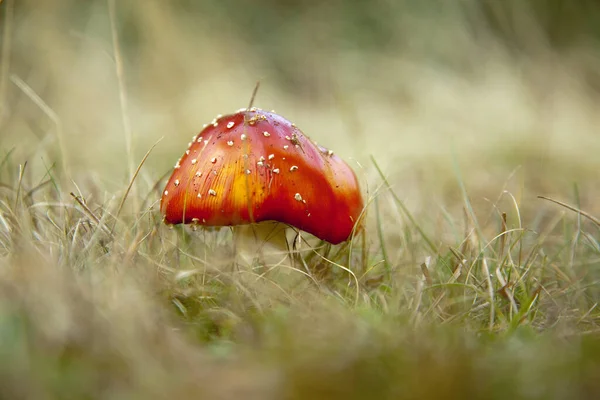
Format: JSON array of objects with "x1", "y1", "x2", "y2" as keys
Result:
[
  {"x1": 108, "y1": 0, "x2": 137, "y2": 212},
  {"x1": 247, "y1": 81, "x2": 260, "y2": 109},
  {"x1": 14, "y1": 162, "x2": 26, "y2": 210},
  {"x1": 70, "y1": 192, "x2": 113, "y2": 239},
  {"x1": 10, "y1": 75, "x2": 69, "y2": 179},
  {"x1": 538, "y1": 195, "x2": 600, "y2": 227},
  {"x1": 481, "y1": 256, "x2": 495, "y2": 330},
  {"x1": 112, "y1": 137, "x2": 163, "y2": 232},
  {"x1": 0, "y1": 0, "x2": 15, "y2": 122}
]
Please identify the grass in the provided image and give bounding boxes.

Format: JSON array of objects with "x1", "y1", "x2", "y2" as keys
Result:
[
  {"x1": 2, "y1": 1, "x2": 600, "y2": 399},
  {"x1": 1, "y1": 134, "x2": 600, "y2": 399}
]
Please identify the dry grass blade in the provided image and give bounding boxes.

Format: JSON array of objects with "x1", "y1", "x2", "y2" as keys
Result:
[
  {"x1": 420, "y1": 261, "x2": 433, "y2": 285},
  {"x1": 25, "y1": 179, "x2": 51, "y2": 199},
  {"x1": 309, "y1": 246, "x2": 360, "y2": 306},
  {"x1": 139, "y1": 169, "x2": 173, "y2": 212},
  {"x1": 0, "y1": 0, "x2": 14, "y2": 121},
  {"x1": 112, "y1": 137, "x2": 163, "y2": 232},
  {"x1": 247, "y1": 80, "x2": 261, "y2": 109},
  {"x1": 499, "y1": 212, "x2": 507, "y2": 257},
  {"x1": 14, "y1": 161, "x2": 25, "y2": 210},
  {"x1": 481, "y1": 255, "x2": 496, "y2": 330},
  {"x1": 370, "y1": 155, "x2": 437, "y2": 253},
  {"x1": 70, "y1": 192, "x2": 113, "y2": 239},
  {"x1": 10, "y1": 75, "x2": 68, "y2": 177},
  {"x1": 375, "y1": 195, "x2": 391, "y2": 278},
  {"x1": 538, "y1": 195, "x2": 600, "y2": 227},
  {"x1": 108, "y1": 0, "x2": 136, "y2": 210},
  {"x1": 0, "y1": 147, "x2": 15, "y2": 173},
  {"x1": 347, "y1": 184, "x2": 377, "y2": 273}
]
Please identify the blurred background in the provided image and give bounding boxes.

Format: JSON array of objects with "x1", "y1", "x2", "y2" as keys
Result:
[{"x1": 2, "y1": 0, "x2": 600, "y2": 219}]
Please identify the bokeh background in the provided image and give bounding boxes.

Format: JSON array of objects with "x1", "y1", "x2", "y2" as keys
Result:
[{"x1": 4, "y1": 0, "x2": 600, "y2": 211}]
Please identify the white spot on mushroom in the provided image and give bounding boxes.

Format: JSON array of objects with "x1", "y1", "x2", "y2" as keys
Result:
[
  {"x1": 197, "y1": 136, "x2": 203, "y2": 143},
  {"x1": 257, "y1": 161, "x2": 264, "y2": 167},
  {"x1": 197, "y1": 193, "x2": 202, "y2": 198},
  {"x1": 273, "y1": 168, "x2": 280, "y2": 174},
  {"x1": 263, "y1": 131, "x2": 270, "y2": 137},
  {"x1": 202, "y1": 124, "x2": 208, "y2": 128},
  {"x1": 270, "y1": 109, "x2": 276, "y2": 113},
  {"x1": 236, "y1": 107, "x2": 247, "y2": 112},
  {"x1": 195, "y1": 171, "x2": 202, "y2": 177},
  {"x1": 294, "y1": 193, "x2": 303, "y2": 202},
  {"x1": 208, "y1": 189, "x2": 217, "y2": 196},
  {"x1": 202, "y1": 218, "x2": 206, "y2": 223},
  {"x1": 327, "y1": 150, "x2": 334, "y2": 156},
  {"x1": 164, "y1": 190, "x2": 169, "y2": 196},
  {"x1": 191, "y1": 218, "x2": 199, "y2": 223},
  {"x1": 227, "y1": 121, "x2": 235, "y2": 129},
  {"x1": 268, "y1": 154, "x2": 275, "y2": 160},
  {"x1": 247, "y1": 114, "x2": 266, "y2": 125},
  {"x1": 174, "y1": 162, "x2": 181, "y2": 169},
  {"x1": 210, "y1": 157, "x2": 217, "y2": 163},
  {"x1": 245, "y1": 169, "x2": 251, "y2": 175},
  {"x1": 191, "y1": 159, "x2": 197, "y2": 165},
  {"x1": 291, "y1": 123, "x2": 296, "y2": 128},
  {"x1": 174, "y1": 179, "x2": 180, "y2": 186},
  {"x1": 227, "y1": 140, "x2": 234, "y2": 146},
  {"x1": 187, "y1": 142, "x2": 192, "y2": 147},
  {"x1": 204, "y1": 140, "x2": 208, "y2": 145},
  {"x1": 241, "y1": 134, "x2": 247, "y2": 141},
  {"x1": 285, "y1": 136, "x2": 291, "y2": 140},
  {"x1": 259, "y1": 156, "x2": 265, "y2": 162},
  {"x1": 186, "y1": 150, "x2": 190, "y2": 155},
  {"x1": 290, "y1": 166, "x2": 298, "y2": 172},
  {"x1": 283, "y1": 145, "x2": 289, "y2": 150},
  {"x1": 213, "y1": 122, "x2": 218, "y2": 127}
]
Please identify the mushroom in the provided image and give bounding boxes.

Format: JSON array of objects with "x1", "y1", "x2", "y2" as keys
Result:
[{"x1": 160, "y1": 108, "x2": 363, "y2": 247}]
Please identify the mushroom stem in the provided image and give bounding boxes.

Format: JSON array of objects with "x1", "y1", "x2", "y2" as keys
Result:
[{"x1": 232, "y1": 222, "x2": 290, "y2": 268}]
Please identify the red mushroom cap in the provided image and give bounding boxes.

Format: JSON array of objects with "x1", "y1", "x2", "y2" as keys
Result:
[{"x1": 160, "y1": 108, "x2": 363, "y2": 244}]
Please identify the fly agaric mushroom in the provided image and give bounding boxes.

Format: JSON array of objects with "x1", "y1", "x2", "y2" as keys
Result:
[{"x1": 160, "y1": 108, "x2": 363, "y2": 245}]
